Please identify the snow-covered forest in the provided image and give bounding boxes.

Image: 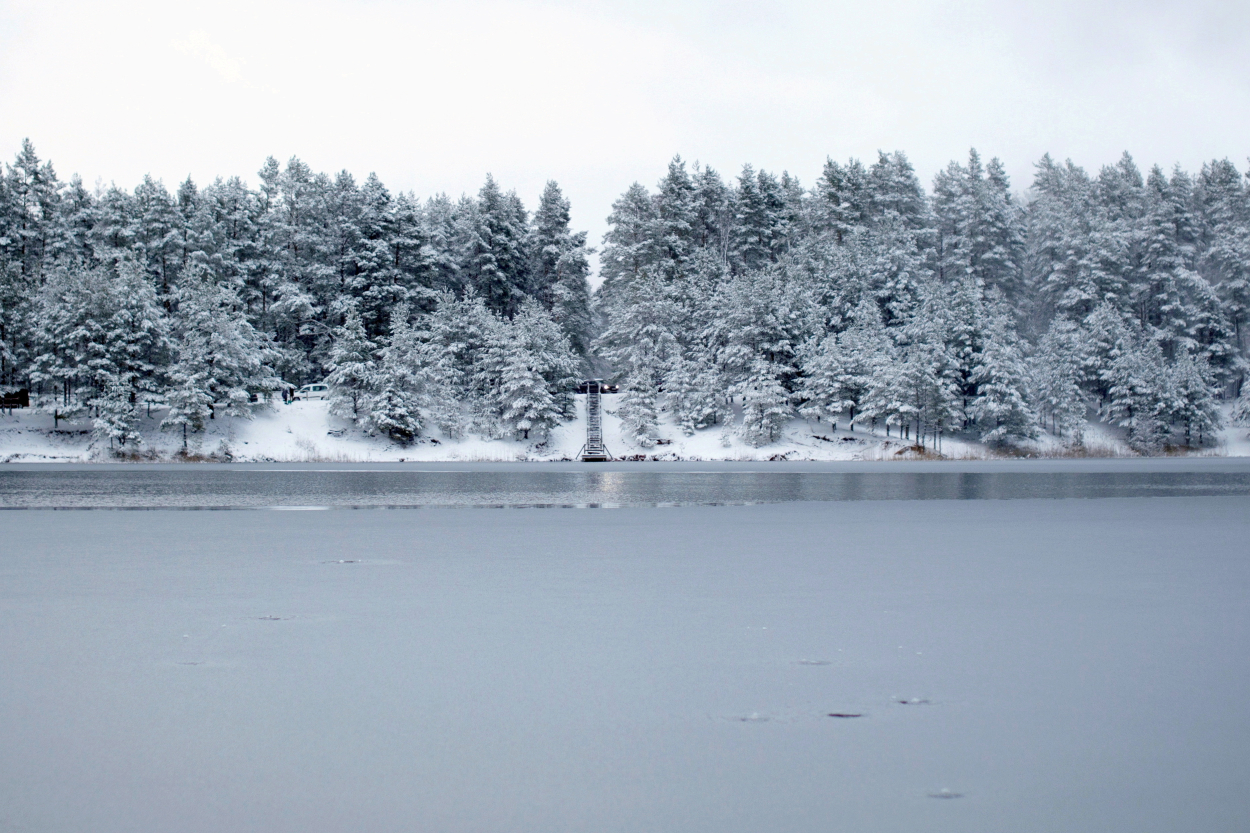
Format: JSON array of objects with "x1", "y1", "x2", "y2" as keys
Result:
[{"x1": 2, "y1": 139, "x2": 1249, "y2": 455}]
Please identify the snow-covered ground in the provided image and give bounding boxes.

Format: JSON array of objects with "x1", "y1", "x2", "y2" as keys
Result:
[{"x1": 3, "y1": 395, "x2": 1249, "y2": 462}]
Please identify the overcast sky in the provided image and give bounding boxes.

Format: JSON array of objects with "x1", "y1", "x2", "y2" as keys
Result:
[{"x1": 2, "y1": 0, "x2": 1248, "y2": 263}]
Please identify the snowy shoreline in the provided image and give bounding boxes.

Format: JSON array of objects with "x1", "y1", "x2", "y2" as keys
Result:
[{"x1": 4, "y1": 396, "x2": 1249, "y2": 464}]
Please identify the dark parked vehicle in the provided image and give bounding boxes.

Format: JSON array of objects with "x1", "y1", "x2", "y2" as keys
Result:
[
  {"x1": 575, "y1": 382, "x2": 619, "y2": 394},
  {"x1": 1, "y1": 389, "x2": 29, "y2": 409}
]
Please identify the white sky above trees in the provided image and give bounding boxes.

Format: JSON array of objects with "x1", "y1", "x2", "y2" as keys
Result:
[{"x1": 2, "y1": 0, "x2": 1248, "y2": 268}]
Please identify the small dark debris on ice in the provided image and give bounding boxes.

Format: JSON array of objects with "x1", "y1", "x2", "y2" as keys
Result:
[
  {"x1": 927, "y1": 789, "x2": 963, "y2": 799},
  {"x1": 826, "y1": 713, "x2": 863, "y2": 718}
]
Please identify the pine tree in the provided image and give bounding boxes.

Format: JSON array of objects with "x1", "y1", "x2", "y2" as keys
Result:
[
  {"x1": 706, "y1": 269, "x2": 816, "y2": 388},
  {"x1": 47, "y1": 174, "x2": 97, "y2": 268},
  {"x1": 598, "y1": 183, "x2": 658, "y2": 307},
  {"x1": 422, "y1": 288, "x2": 496, "y2": 413},
  {"x1": 595, "y1": 269, "x2": 680, "y2": 383},
  {"x1": 812, "y1": 157, "x2": 869, "y2": 243},
  {"x1": 867, "y1": 151, "x2": 928, "y2": 228},
  {"x1": 1196, "y1": 159, "x2": 1250, "y2": 381},
  {"x1": 1181, "y1": 268, "x2": 1241, "y2": 388},
  {"x1": 460, "y1": 175, "x2": 530, "y2": 317},
  {"x1": 161, "y1": 344, "x2": 213, "y2": 450},
  {"x1": 731, "y1": 164, "x2": 772, "y2": 272},
  {"x1": 692, "y1": 164, "x2": 732, "y2": 260},
  {"x1": 529, "y1": 181, "x2": 593, "y2": 356},
  {"x1": 131, "y1": 175, "x2": 182, "y2": 298},
  {"x1": 653, "y1": 156, "x2": 698, "y2": 278},
  {"x1": 194, "y1": 175, "x2": 261, "y2": 311},
  {"x1": 1080, "y1": 302, "x2": 1130, "y2": 406},
  {"x1": 932, "y1": 150, "x2": 1024, "y2": 298},
  {"x1": 1135, "y1": 165, "x2": 1200, "y2": 354},
  {"x1": 1231, "y1": 388, "x2": 1250, "y2": 426},
  {"x1": 978, "y1": 158, "x2": 1026, "y2": 300},
  {"x1": 877, "y1": 293, "x2": 962, "y2": 450},
  {"x1": 354, "y1": 172, "x2": 416, "y2": 336},
  {"x1": 529, "y1": 180, "x2": 570, "y2": 307},
  {"x1": 3, "y1": 139, "x2": 59, "y2": 284},
  {"x1": 1, "y1": 140, "x2": 60, "y2": 388},
  {"x1": 1025, "y1": 155, "x2": 1117, "y2": 324},
  {"x1": 105, "y1": 258, "x2": 171, "y2": 404},
  {"x1": 31, "y1": 258, "x2": 169, "y2": 415},
  {"x1": 162, "y1": 265, "x2": 278, "y2": 439}
]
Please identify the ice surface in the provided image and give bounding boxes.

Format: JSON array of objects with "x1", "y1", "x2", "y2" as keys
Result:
[{"x1": 1, "y1": 497, "x2": 1248, "y2": 832}]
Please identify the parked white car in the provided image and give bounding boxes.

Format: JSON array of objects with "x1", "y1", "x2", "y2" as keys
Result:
[{"x1": 293, "y1": 383, "x2": 330, "y2": 401}]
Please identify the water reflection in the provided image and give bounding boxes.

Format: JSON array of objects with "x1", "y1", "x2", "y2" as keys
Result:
[{"x1": 1, "y1": 467, "x2": 1249, "y2": 508}]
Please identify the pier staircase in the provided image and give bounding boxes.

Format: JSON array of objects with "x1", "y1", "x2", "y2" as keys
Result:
[{"x1": 580, "y1": 380, "x2": 611, "y2": 462}]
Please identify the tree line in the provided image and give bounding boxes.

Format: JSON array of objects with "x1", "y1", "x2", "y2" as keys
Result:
[
  {"x1": 597, "y1": 151, "x2": 1249, "y2": 451},
  {"x1": 0, "y1": 140, "x2": 590, "y2": 447},
  {"x1": 1, "y1": 140, "x2": 1248, "y2": 452}
]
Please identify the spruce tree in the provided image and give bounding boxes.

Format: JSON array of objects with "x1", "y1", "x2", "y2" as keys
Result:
[
  {"x1": 364, "y1": 383, "x2": 422, "y2": 444},
  {"x1": 326, "y1": 307, "x2": 377, "y2": 418},
  {"x1": 163, "y1": 265, "x2": 277, "y2": 432},
  {"x1": 361, "y1": 304, "x2": 459, "y2": 443},
  {"x1": 92, "y1": 382, "x2": 144, "y2": 452},
  {"x1": 1168, "y1": 351, "x2": 1220, "y2": 446},
  {"x1": 734, "y1": 357, "x2": 792, "y2": 447},
  {"x1": 1032, "y1": 318, "x2": 1088, "y2": 440},
  {"x1": 798, "y1": 296, "x2": 886, "y2": 431},
  {"x1": 618, "y1": 371, "x2": 659, "y2": 448},
  {"x1": 968, "y1": 299, "x2": 1039, "y2": 444},
  {"x1": 497, "y1": 348, "x2": 557, "y2": 441},
  {"x1": 664, "y1": 349, "x2": 726, "y2": 435}
]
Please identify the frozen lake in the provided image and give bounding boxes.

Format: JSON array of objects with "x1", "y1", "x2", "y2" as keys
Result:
[{"x1": 1, "y1": 462, "x2": 1248, "y2": 832}]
